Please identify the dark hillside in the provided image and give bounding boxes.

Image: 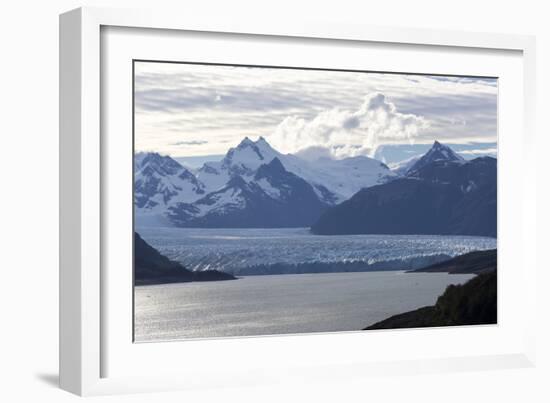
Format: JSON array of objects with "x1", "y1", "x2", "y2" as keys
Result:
[
  {"x1": 134, "y1": 232, "x2": 236, "y2": 285},
  {"x1": 365, "y1": 269, "x2": 496, "y2": 330},
  {"x1": 411, "y1": 249, "x2": 496, "y2": 274}
]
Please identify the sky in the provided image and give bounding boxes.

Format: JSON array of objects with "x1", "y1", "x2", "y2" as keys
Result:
[{"x1": 134, "y1": 61, "x2": 498, "y2": 165}]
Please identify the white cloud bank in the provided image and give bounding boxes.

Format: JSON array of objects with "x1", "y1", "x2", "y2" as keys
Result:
[
  {"x1": 134, "y1": 62, "x2": 497, "y2": 158},
  {"x1": 267, "y1": 93, "x2": 429, "y2": 159},
  {"x1": 458, "y1": 147, "x2": 497, "y2": 156}
]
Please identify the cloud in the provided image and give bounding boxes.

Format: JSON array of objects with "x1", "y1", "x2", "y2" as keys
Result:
[
  {"x1": 133, "y1": 62, "x2": 497, "y2": 157},
  {"x1": 267, "y1": 93, "x2": 429, "y2": 159},
  {"x1": 294, "y1": 146, "x2": 334, "y2": 161},
  {"x1": 458, "y1": 147, "x2": 497, "y2": 156},
  {"x1": 172, "y1": 140, "x2": 209, "y2": 146}
]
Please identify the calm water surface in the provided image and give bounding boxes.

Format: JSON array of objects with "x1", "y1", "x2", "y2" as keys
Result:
[{"x1": 134, "y1": 271, "x2": 474, "y2": 341}]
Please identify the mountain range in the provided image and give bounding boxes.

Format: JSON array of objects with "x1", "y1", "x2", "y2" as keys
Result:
[
  {"x1": 311, "y1": 141, "x2": 497, "y2": 237},
  {"x1": 135, "y1": 136, "x2": 394, "y2": 228},
  {"x1": 135, "y1": 138, "x2": 496, "y2": 236}
]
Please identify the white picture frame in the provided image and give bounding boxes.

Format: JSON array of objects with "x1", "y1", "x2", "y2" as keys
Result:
[{"x1": 59, "y1": 6, "x2": 538, "y2": 396}]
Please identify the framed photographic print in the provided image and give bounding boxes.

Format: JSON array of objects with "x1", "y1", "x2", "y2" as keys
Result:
[
  {"x1": 60, "y1": 7, "x2": 537, "y2": 396},
  {"x1": 132, "y1": 60, "x2": 499, "y2": 342}
]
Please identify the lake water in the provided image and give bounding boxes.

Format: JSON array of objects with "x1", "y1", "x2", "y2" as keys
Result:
[
  {"x1": 134, "y1": 228, "x2": 493, "y2": 341},
  {"x1": 136, "y1": 227, "x2": 496, "y2": 275},
  {"x1": 134, "y1": 271, "x2": 474, "y2": 341}
]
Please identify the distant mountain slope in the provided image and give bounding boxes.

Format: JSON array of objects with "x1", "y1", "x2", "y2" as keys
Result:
[
  {"x1": 134, "y1": 232, "x2": 235, "y2": 285},
  {"x1": 197, "y1": 136, "x2": 394, "y2": 203},
  {"x1": 311, "y1": 142, "x2": 496, "y2": 237},
  {"x1": 365, "y1": 268, "x2": 497, "y2": 329},
  {"x1": 134, "y1": 152, "x2": 207, "y2": 226},
  {"x1": 135, "y1": 152, "x2": 206, "y2": 209},
  {"x1": 290, "y1": 154, "x2": 395, "y2": 202},
  {"x1": 168, "y1": 158, "x2": 330, "y2": 228},
  {"x1": 388, "y1": 155, "x2": 421, "y2": 175},
  {"x1": 411, "y1": 249, "x2": 496, "y2": 274},
  {"x1": 136, "y1": 136, "x2": 395, "y2": 228}
]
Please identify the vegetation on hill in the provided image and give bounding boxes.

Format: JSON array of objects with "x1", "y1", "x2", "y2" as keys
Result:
[
  {"x1": 365, "y1": 250, "x2": 497, "y2": 330},
  {"x1": 365, "y1": 269, "x2": 496, "y2": 329}
]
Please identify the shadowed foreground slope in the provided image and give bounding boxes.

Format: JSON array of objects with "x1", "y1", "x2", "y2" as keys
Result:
[
  {"x1": 134, "y1": 232, "x2": 236, "y2": 285},
  {"x1": 365, "y1": 251, "x2": 497, "y2": 330},
  {"x1": 410, "y1": 249, "x2": 496, "y2": 274}
]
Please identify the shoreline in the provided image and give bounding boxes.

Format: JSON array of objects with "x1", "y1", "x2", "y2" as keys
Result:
[{"x1": 365, "y1": 249, "x2": 497, "y2": 330}]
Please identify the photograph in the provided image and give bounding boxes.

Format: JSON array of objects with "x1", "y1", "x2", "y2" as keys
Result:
[{"x1": 132, "y1": 61, "x2": 497, "y2": 342}]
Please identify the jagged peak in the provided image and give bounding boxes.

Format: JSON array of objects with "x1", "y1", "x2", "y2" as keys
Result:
[
  {"x1": 428, "y1": 140, "x2": 448, "y2": 152},
  {"x1": 427, "y1": 140, "x2": 464, "y2": 160},
  {"x1": 424, "y1": 141, "x2": 464, "y2": 161},
  {"x1": 265, "y1": 157, "x2": 285, "y2": 170},
  {"x1": 237, "y1": 136, "x2": 254, "y2": 148},
  {"x1": 269, "y1": 156, "x2": 283, "y2": 164},
  {"x1": 137, "y1": 150, "x2": 162, "y2": 160},
  {"x1": 236, "y1": 135, "x2": 274, "y2": 149},
  {"x1": 136, "y1": 151, "x2": 170, "y2": 162},
  {"x1": 135, "y1": 151, "x2": 184, "y2": 172},
  {"x1": 256, "y1": 136, "x2": 269, "y2": 145},
  {"x1": 255, "y1": 136, "x2": 278, "y2": 154},
  {"x1": 223, "y1": 136, "x2": 283, "y2": 171},
  {"x1": 405, "y1": 141, "x2": 465, "y2": 175},
  {"x1": 226, "y1": 174, "x2": 248, "y2": 187},
  {"x1": 254, "y1": 157, "x2": 289, "y2": 180}
]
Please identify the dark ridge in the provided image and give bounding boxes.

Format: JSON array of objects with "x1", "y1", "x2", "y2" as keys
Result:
[
  {"x1": 134, "y1": 232, "x2": 236, "y2": 285},
  {"x1": 364, "y1": 250, "x2": 497, "y2": 330},
  {"x1": 365, "y1": 269, "x2": 496, "y2": 330},
  {"x1": 311, "y1": 154, "x2": 496, "y2": 237},
  {"x1": 410, "y1": 249, "x2": 496, "y2": 274}
]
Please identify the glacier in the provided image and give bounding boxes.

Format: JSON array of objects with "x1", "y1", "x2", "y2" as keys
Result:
[{"x1": 137, "y1": 227, "x2": 497, "y2": 276}]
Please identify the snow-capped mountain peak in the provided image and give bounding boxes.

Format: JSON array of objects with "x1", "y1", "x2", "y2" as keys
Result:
[
  {"x1": 424, "y1": 140, "x2": 464, "y2": 163},
  {"x1": 195, "y1": 136, "x2": 396, "y2": 203},
  {"x1": 134, "y1": 152, "x2": 206, "y2": 217},
  {"x1": 238, "y1": 136, "x2": 254, "y2": 146},
  {"x1": 196, "y1": 136, "x2": 281, "y2": 190},
  {"x1": 222, "y1": 136, "x2": 279, "y2": 173},
  {"x1": 407, "y1": 141, "x2": 465, "y2": 175},
  {"x1": 136, "y1": 152, "x2": 182, "y2": 176},
  {"x1": 255, "y1": 136, "x2": 275, "y2": 153},
  {"x1": 136, "y1": 137, "x2": 398, "y2": 228}
]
